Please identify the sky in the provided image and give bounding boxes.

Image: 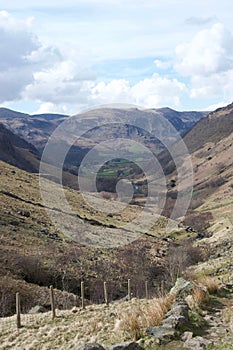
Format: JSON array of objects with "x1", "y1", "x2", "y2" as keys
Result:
[{"x1": 0, "y1": 0, "x2": 233, "y2": 115}]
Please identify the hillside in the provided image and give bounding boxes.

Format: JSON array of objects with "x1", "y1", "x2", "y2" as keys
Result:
[
  {"x1": 183, "y1": 104, "x2": 233, "y2": 282},
  {"x1": 183, "y1": 102, "x2": 233, "y2": 153},
  {"x1": 1, "y1": 160, "x2": 193, "y2": 318},
  {"x1": 156, "y1": 103, "x2": 233, "y2": 287},
  {"x1": 0, "y1": 123, "x2": 40, "y2": 172}
]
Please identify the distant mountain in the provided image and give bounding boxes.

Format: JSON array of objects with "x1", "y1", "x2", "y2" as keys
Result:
[
  {"x1": 0, "y1": 123, "x2": 40, "y2": 172},
  {"x1": 0, "y1": 107, "x2": 206, "y2": 153},
  {"x1": 153, "y1": 107, "x2": 208, "y2": 132},
  {"x1": 0, "y1": 108, "x2": 69, "y2": 152}
]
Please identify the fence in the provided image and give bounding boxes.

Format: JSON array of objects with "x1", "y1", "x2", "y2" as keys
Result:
[{"x1": 0, "y1": 278, "x2": 155, "y2": 335}]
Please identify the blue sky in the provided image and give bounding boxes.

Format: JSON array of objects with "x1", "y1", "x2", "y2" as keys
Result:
[{"x1": 0, "y1": 0, "x2": 233, "y2": 114}]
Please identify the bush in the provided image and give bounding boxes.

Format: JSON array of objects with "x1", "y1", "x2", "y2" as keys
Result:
[{"x1": 164, "y1": 242, "x2": 205, "y2": 287}]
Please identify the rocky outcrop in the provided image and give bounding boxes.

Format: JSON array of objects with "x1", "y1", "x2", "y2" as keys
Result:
[
  {"x1": 183, "y1": 336, "x2": 213, "y2": 349},
  {"x1": 146, "y1": 299, "x2": 190, "y2": 343},
  {"x1": 169, "y1": 277, "x2": 195, "y2": 297}
]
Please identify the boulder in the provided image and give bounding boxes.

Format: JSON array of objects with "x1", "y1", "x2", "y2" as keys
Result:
[
  {"x1": 164, "y1": 300, "x2": 189, "y2": 329},
  {"x1": 28, "y1": 305, "x2": 47, "y2": 314},
  {"x1": 169, "y1": 278, "x2": 194, "y2": 297},
  {"x1": 146, "y1": 326, "x2": 176, "y2": 343},
  {"x1": 181, "y1": 331, "x2": 193, "y2": 342},
  {"x1": 110, "y1": 342, "x2": 143, "y2": 350},
  {"x1": 183, "y1": 336, "x2": 213, "y2": 349}
]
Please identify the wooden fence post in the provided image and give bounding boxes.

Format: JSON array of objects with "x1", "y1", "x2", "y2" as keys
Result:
[
  {"x1": 104, "y1": 282, "x2": 109, "y2": 306},
  {"x1": 128, "y1": 279, "x2": 131, "y2": 301},
  {"x1": 50, "y1": 285, "x2": 56, "y2": 319},
  {"x1": 16, "y1": 292, "x2": 21, "y2": 329},
  {"x1": 145, "y1": 280, "x2": 149, "y2": 300},
  {"x1": 81, "y1": 281, "x2": 85, "y2": 309}
]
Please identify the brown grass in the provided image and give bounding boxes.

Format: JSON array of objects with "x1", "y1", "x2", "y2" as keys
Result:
[
  {"x1": 119, "y1": 304, "x2": 145, "y2": 340},
  {"x1": 197, "y1": 276, "x2": 220, "y2": 294},
  {"x1": 144, "y1": 294, "x2": 174, "y2": 326},
  {"x1": 191, "y1": 287, "x2": 210, "y2": 307},
  {"x1": 119, "y1": 294, "x2": 174, "y2": 340}
]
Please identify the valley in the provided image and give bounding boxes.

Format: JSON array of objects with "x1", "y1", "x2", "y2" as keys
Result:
[{"x1": 0, "y1": 104, "x2": 232, "y2": 349}]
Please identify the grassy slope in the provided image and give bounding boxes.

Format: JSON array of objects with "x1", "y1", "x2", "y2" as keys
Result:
[
  {"x1": 1, "y1": 160, "x2": 180, "y2": 316},
  {"x1": 183, "y1": 106, "x2": 233, "y2": 283}
]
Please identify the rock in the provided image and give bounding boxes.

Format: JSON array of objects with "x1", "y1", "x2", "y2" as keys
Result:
[
  {"x1": 216, "y1": 328, "x2": 227, "y2": 335},
  {"x1": 185, "y1": 295, "x2": 195, "y2": 309},
  {"x1": 184, "y1": 336, "x2": 213, "y2": 349},
  {"x1": 146, "y1": 300, "x2": 190, "y2": 343},
  {"x1": 110, "y1": 342, "x2": 143, "y2": 350},
  {"x1": 71, "y1": 307, "x2": 78, "y2": 313},
  {"x1": 163, "y1": 300, "x2": 190, "y2": 330},
  {"x1": 77, "y1": 343, "x2": 106, "y2": 350},
  {"x1": 17, "y1": 210, "x2": 30, "y2": 217},
  {"x1": 146, "y1": 326, "x2": 176, "y2": 344},
  {"x1": 169, "y1": 278, "x2": 194, "y2": 297},
  {"x1": 181, "y1": 331, "x2": 193, "y2": 342},
  {"x1": 28, "y1": 305, "x2": 47, "y2": 314}
]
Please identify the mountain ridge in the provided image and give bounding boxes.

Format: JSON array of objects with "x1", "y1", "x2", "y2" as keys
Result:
[{"x1": 0, "y1": 123, "x2": 40, "y2": 172}]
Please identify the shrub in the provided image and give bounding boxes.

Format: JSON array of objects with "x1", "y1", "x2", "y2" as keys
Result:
[{"x1": 164, "y1": 242, "x2": 205, "y2": 287}]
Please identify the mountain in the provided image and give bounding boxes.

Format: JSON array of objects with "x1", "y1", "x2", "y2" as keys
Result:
[
  {"x1": 157, "y1": 103, "x2": 233, "y2": 287},
  {"x1": 0, "y1": 108, "x2": 69, "y2": 152},
  {"x1": 0, "y1": 123, "x2": 40, "y2": 172},
  {"x1": 184, "y1": 102, "x2": 233, "y2": 224},
  {"x1": 183, "y1": 102, "x2": 233, "y2": 153},
  {"x1": 0, "y1": 107, "x2": 206, "y2": 153}
]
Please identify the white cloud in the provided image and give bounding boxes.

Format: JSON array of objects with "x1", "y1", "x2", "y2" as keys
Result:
[
  {"x1": 174, "y1": 23, "x2": 233, "y2": 104},
  {"x1": 130, "y1": 74, "x2": 186, "y2": 108},
  {"x1": 2, "y1": 7, "x2": 233, "y2": 114},
  {"x1": 0, "y1": 11, "x2": 38, "y2": 102},
  {"x1": 0, "y1": 11, "x2": 96, "y2": 106},
  {"x1": 23, "y1": 60, "x2": 96, "y2": 106},
  {"x1": 205, "y1": 101, "x2": 232, "y2": 111},
  {"x1": 89, "y1": 74, "x2": 186, "y2": 109},
  {"x1": 189, "y1": 71, "x2": 231, "y2": 99},
  {"x1": 175, "y1": 23, "x2": 233, "y2": 76},
  {"x1": 33, "y1": 102, "x2": 69, "y2": 115},
  {"x1": 90, "y1": 79, "x2": 131, "y2": 105}
]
